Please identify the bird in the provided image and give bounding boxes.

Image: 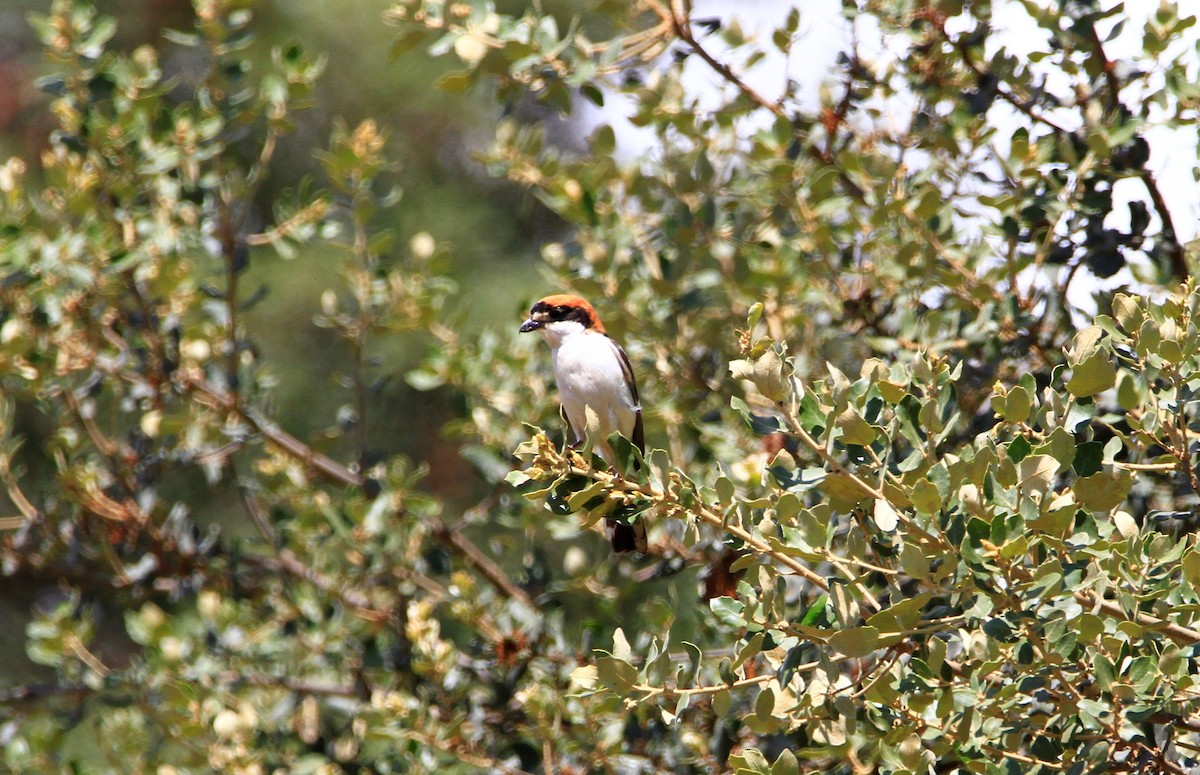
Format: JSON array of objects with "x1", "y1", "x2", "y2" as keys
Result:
[{"x1": 520, "y1": 294, "x2": 648, "y2": 553}]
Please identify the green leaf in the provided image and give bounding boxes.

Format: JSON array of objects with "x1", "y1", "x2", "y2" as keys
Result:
[
  {"x1": 911, "y1": 479, "x2": 942, "y2": 515},
  {"x1": 1079, "y1": 698, "x2": 1111, "y2": 721},
  {"x1": 1035, "y1": 426, "x2": 1076, "y2": 470},
  {"x1": 580, "y1": 82, "x2": 605, "y2": 107},
  {"x1": 872, "y1": 499, "x2": 899, "y2": 532},
  {"x1": 1066, "y1": 352, "x2": 1116, "y2": 397},
  {"x1": 434, "y1": 70, "x2": 473, "y2": 93},
  {"x1": 1116, "y1": 371, "x2": 1140, "y2": 410},
  {"x1": 982, "y1": 617, "x2": 1014, "y2": 642},
  {"x1": 710, "y1": 596, "x2": 746, "y2": 628},
  {"x1": 1112, "y1": 293, "x2": 1142, "y2": 331},
  {"x1": 712, "y1": 689, "x2": 732, "y2": 717},
  {"x1": 754, "y1": 685, "x2": 775, "y2": 721},
  {"x1": 504, "y1": 469, "x2": 533, "y2": 487},
  {"x1": 836, "y1": 405, "x2": 876, "y2": 445},
  {"x1": 82, "y1": 16, "x2": 117, "y2": 50},
  {"x1": 829, "y1": 579, "x2": 859, "y2": 626},
  {"x1": 1183, "y1": 550, "x2": 1200, "y2": 590},
  {"x1": 594, "y1": 656, "x2": 637, "y2": 694},
  {"x1": 866, "y1": 594, "x2": 930, "y2": 637},
  {"x1": 728, "y1": 748, "x2": 771, "y2": 774},
  {"x1": 589, "y1": 124, "x2": 615, "y2": 155},
  {"x1": 1067, "y1": 326, "x2": 1104, "y2": 360},
  {"x1": 730, "y1": 396, "x2": 786, "y2": 435},
  {"x1": 612, "y1": 627, "x2": 633, "y2": 662},
  {"x1": 731, "y1": 632, "x2": 765, "y2": 671},
  {"x1": 1018, "y1": 454, "x2": 1058, "y2": 497},
  {"x1": 1113, "y1": 510, "x2": 1139, "y2": 538},
  {"x1": 899, "y1": 543, "x2": 931, "y2": 580},
  {"x1": 1094, "y1": 656, "x2": 1115, "y2": 691},
  {"x1": 1072, "y1": 441, "x2": 1104, "y2": 477},
  {"x1": 569, "y1": 664, "x2": 599, "y2": 690},
  {"x1": 566, "y1": 480, "x2": 607, "y2": 511},
  {"x1": 797, "y1": 390, "x2": 827, "y2": 434},
  {"x1": 1003, "y1": 385, "x2": 1031, "y2": 423},
  {"x1": 1075, "y1": 469, "x2": 1133, "y2": 511},
  {"x1": 1006, "y1": 435, "x2": 1032, "y2": 462},
  {"x1": 390, "y1": 28, "x2": 428, "y2": 57},
  {"x1": 799, "y1": 595, "x2": 830, "y2": 627},
  {"x1": 771, "y1": 750, "x2": 799, "y2": 774},
  {"x1": 820, "y1": 472, "x2": 869, "y2": 511},
  {"x1": 746, "y1": 303, "x2": 764, "y2": 329},
  {"x1": 752, "y1": 346, "x2": 787, "y2": 402},
  {"x1": 829, "y1": 625, "x2": 881, "y2": 658}
]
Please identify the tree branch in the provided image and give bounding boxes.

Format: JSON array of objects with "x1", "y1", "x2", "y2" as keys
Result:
[
  {"x1": 1083, "y1": 22, "x2": 1188, "y2": 281},
  {"x1": 656, "y1": 0, "x2": 783, "y2": 118},
  {"x1": 934, "y1": 17, "x2": 1070, "y2": 135},
  {"x1": 183, "y1": 374, "x2": 366, "y2": 489},
  {"x1": 559, "y1": 460, "x2": 833, "y2": 593},
  {"x1": 645, "y1": 0, "x2": 867, "y2": 203},
  {"x1": 1138, "y1": 168, "x2": 1188, "y2": 280},
  {"x1": 264, "y1": 549, "x2": 386, "y2": 618},
  {"x1": 434, "y1": 523, "x2": 536, "y2": 609},
  {"x1": 1075, "y1": 590, "x2": 1200, "y2": 647}
]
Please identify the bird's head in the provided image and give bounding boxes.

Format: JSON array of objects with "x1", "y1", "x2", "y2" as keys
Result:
[{"x1": 519, "y1": 294, "x2": 606, "y2": 342}]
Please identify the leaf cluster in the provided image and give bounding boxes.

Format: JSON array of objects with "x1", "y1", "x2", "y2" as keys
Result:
[{"x1": 6, "y1": 0, "x2": 1200, "y2": 773}]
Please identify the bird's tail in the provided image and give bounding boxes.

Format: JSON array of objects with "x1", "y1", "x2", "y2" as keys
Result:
[
  {"x1": 604, "y1": 410, "x2": 647, "y2": 552},
  {"x1": 607, "y1": 518, "x2": 648, "y2": 553}
]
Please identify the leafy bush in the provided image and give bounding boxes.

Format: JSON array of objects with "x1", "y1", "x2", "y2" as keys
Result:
[{"x1": 4, "y1": 0, "x2": 1200, "y2": 773}]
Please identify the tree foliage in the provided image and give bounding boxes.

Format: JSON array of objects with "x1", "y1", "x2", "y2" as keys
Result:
[{"x1": 5, "y1": 0, "x2": 1200, "y2": 773}]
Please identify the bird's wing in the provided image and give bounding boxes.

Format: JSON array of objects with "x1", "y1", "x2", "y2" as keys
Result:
[
  {"x1": 610, "y1": 336, "x2": 644, "y2": 454},
  {"x1": 631, "y1": 408, "x2": 645, "y2": 454},
  {"x1": 610, "y1": 336, "x2": 640, "y2": 406},
  {"x1": 559, "y1": 403, "x2": 581, "y2": 445}
]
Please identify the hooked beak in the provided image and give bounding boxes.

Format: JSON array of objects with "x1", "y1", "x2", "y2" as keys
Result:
[{"x1": 519, "y1": 318, "x2": 542, "y2": 333}]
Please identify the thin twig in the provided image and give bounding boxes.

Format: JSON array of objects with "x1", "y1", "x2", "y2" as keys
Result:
[
  {"x1": 184, "y1": 374, "x2": 366, "y2": 488},
  {"x1": 0, "y1": 452, "x2": 39, "y2": 523},
  {"x1": 644, "y1": 0, "x2": 867, "y2": 202},
  {"x1": 0, "y1": 682, "x2": 93, "y2": 705},
  {"x1": 404, "y1": 730, "x2": 536, "y2": 775},
  {"x1": 234, "y1": 672, "x2": 361, "y2": 698},
  {"x1": 634, "y1": 670, "x2": 781, "y2": 699},
  {"x1": 775, "y1": 401, "x2": 948, "y2": 551},
  {"x1": 435, "y1": 524, "x2": 537, "y2": 609},
  {"x1": 268, "y1": 549, "x2": 386, "y2": 618},
  {"x1": 934, "y1": 17, "x2": 1070, "y2": 135},
  {"x1": 232, "y1": 468, "x2": 278, "y2": 545},
  {"x1": 1082, "y1": 22, "x2": 1187, "y2": 280},
  {"x1": 647, "y1": 0, "x2": 782, "y2": 117},
  {"x1": 1075, "y1": 590, "x2": 1200, "y2": 646},
  {"x1": 1139, "y1": 168, "x2": 1188, "y2": 279},
  {"x1": 564, "y1": 462, "x2": 833, "y2": 593}
]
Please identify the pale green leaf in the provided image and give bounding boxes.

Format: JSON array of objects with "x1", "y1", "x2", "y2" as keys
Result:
[
  {"x1": 829, "y1": 625, "x2": 881, "y2": 658},
  {"x1": 872, "y1": 498, "x2": 899, "y2": 532},
  {"x1": 612, "y1": 627, "x2": 632, "y2": 662},
  {"x1": 1066, "y1": 352, "x2": 1115, "y2": 397},
  {"x1": 1075, "y1": 469, "x2": 1133, "y2": 511}
]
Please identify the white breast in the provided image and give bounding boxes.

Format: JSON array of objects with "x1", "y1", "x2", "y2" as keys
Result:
[{"x1": 550, "y1": 331, "x2": 639, "y2": 456}]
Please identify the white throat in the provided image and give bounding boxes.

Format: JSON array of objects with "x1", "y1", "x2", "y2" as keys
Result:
[{"x1": 539, "y1": 319, "x2": 587, "y2": 349}]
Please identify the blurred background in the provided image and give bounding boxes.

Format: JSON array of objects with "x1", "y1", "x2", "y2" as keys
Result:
[
  {"x1": 0, "y1": 0, "x2": 591, "y2": 492},
  {"x1": 0, "y1": 0, "x2": 581, "y2": 693}
]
